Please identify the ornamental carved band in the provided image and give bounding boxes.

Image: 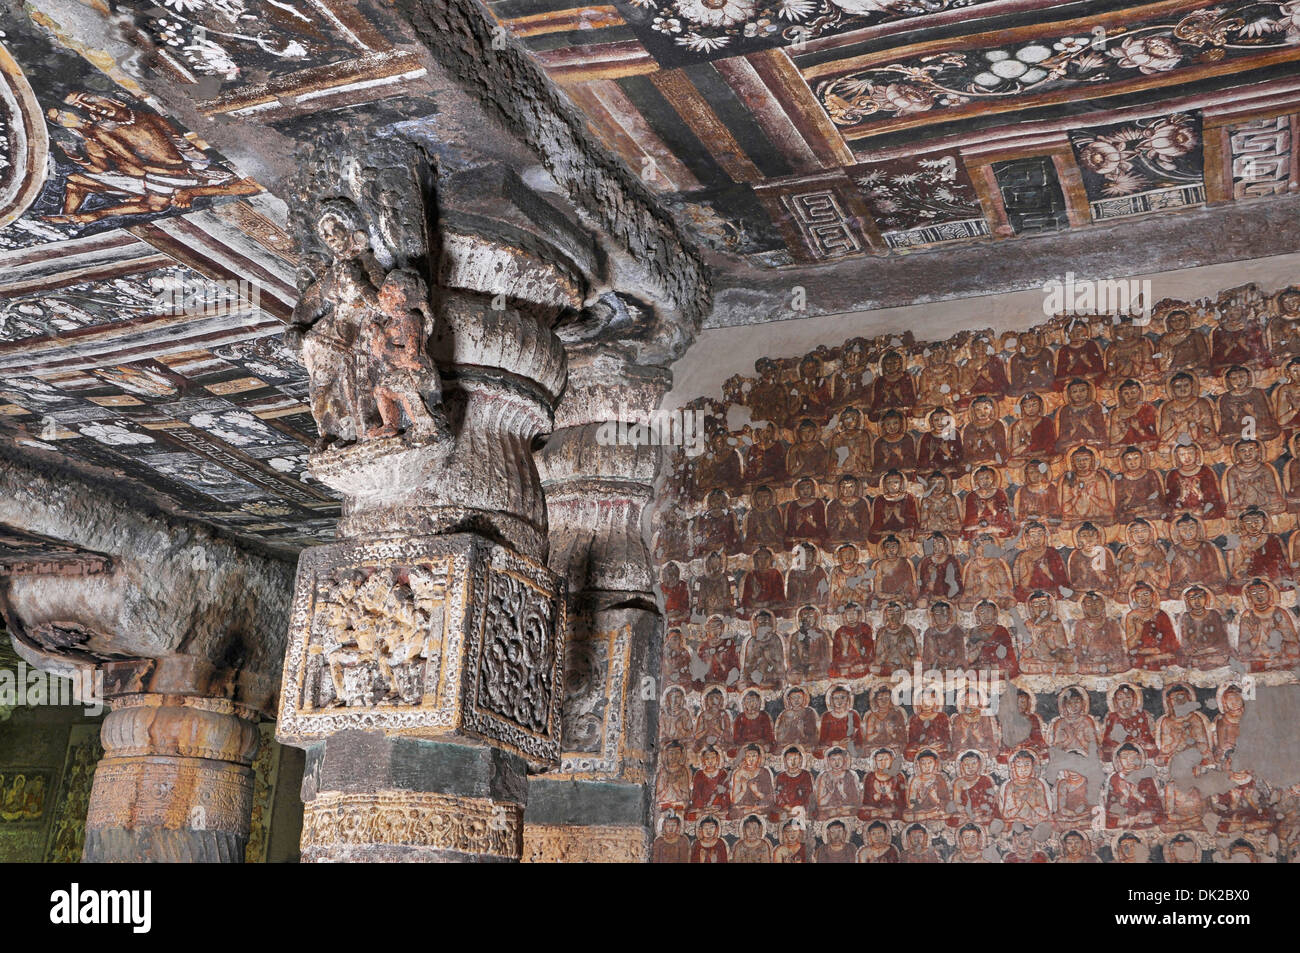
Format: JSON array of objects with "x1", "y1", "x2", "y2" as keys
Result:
[
  {"x1": 301, "y1": 791, "x2": 522, "y2": 860},
  {"x1": 522, "y1": 824, "x2": 650, "y2": 863},
  {"x1": 277, "y1": 533, "x2": 565, "y2": 766}
]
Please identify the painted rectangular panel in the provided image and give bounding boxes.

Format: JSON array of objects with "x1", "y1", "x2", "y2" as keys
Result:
[{"x1": 991, "y1": 156, "x2": 1069, "y2": 234}]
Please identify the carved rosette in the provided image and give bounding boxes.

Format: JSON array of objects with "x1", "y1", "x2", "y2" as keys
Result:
[
  {"x1": 277, "y1": 533, "x2": 566, "y2": 767},
  {"x1": 301, "y1": 791, "x2": 522, "y2": 862}
]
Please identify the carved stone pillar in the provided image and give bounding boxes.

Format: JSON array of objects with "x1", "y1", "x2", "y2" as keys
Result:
[
  {"x1": 523, "y1": 344, "x2": 669, "y2": 862},
  {"x1": 276, "y1": 141, "x2": 572, "y2": 862},
  {"x1": 85, "y1": 671, "x2": 261, "y2": 862}
]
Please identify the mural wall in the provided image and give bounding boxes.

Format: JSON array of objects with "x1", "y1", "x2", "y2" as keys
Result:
[{"x1": 650, "y1": 280, "x2": 1300, "y2": 862}]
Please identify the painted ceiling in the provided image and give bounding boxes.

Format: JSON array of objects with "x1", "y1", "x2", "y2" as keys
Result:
[
  {"x1": 0, "y1": 0, "x2": 1298, "y2": 557},
  {"x1": 492, "y1": 0, "x2": 1300, "y2": 264}
]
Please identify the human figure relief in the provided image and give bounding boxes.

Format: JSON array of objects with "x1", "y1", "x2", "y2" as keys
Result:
[
  {"x1": 695, "y1": 430, "x2": 743, "y2": 495},
  {"x1": 687, "y1": 748, "x2": 730, "y2": 821},
  {"x1": 1158, "y1": 372, "x2": 1221, "y2": 453},
  {"x1": 1056, "y1": 829, "x2": 1101, "y2": 863},
  {"x1": 1266, "y1": 286, "x2": 1300, "y2": 361},
  {"x1": 774, "y1": 687, "x2": 819, "y2": 750},
  {"x1": 742, "y1": 612, "x2": 787, "y2": 689},
  {"x1": 967, "y1": 599, "x2": 1020, "y2": 679},
  {"x1": 949, "y1": 751, "x2": 999, "y2": 827},
  {"x1": 728, "y1": 745, "x2": 776, "y2": 819},
  {"x1": 1154, "y1": 683, "x2": 1213, "y2": 770},
  {"x1": 1009, "y1": 329, "x2": 1057, "y2": 395},
  {"x1": 867, "y1": 350, "x2": 917, "y2": 422},
  {"x1": 870, "y1": 410, "x2": 918, "y2": 484},
  {"x1": 959, "y1": 535, "x2": 1015, "y2": 612},
  {"x1": 743, "y1": 485, "x2": 785, "y2": 554},
  {"x1": 739, "y1": 549, "x2": 785, "y2": 618},
  {"x1": 873, "y1": 602, "x2": 919, "y2": 675},
  {"x1": 1105, "y1": 744, "x2": 1164, "y2": 829},
  {"x1": 1008, "y1": 392, "x2": 1057, "y2": 464},
  {"x1": 785, "y1": 605, "x2": 831, "y2": 684},
  {"x1": 1177, "y1": 585, "x2": 1231, "y2": 669},
  {"x1": 869, "y1": 535, "x2": 918, "y2": 608},
  {"x1": 833, "y1": 338, "x2": 872, "y2": 406},
  {"x1": 693, "y1": 688, "x2": 733, "y2": 752},
  {"x1": 1276, "y1": 360, "x2": 1300, "y2": 437},
  {"x1": 827, "y1": 408, "x2": 873, "y2": 479},
  {"x1": 857, "y1": 820, "x2": 902, "y2": 862},
  {"x1": 1113, "y1": 446, "x2": 1165, "y2": 524},
  {"x1": 919, "y1": 470, "x2": 963, "y2": 535},
  {"x1": 786, "y1": 418, "x2": 830, "y2": 479},
  {"x1": 826, "y1": 476, "x2": 871, "y2": 547},
  {"x1": 869, "y1": 471, "x2": 920, "y2": 543},
  {"x1": 1012, "y1": 521, "x2": 1071, "y2": 602},
  {"x1": 747, "y1": 358, "x2": 790, "y2": 429},
  {"x1": 1228, "y1": 508, "x2": 1289, "y2": 593},
  {"x1": 1066, "y1": 522, "x2": 1119, "y2": 600},
  {"x1": 921, "y1": 601, "x2": 967, "y2": 671},
  {"x1": 772, "y1": 746, "x2": 815, "y2": 821},
  {"x1": 659, "y1": 687, "x2": 695, "y2": 746},
  {"x1": 1222, "y1": 440, "x2": 1285, "y2": 520},
  {"x1": 817, "y1": 687, "x2": 863, "y2": 757},
  {"x1": 1049, "y1": 687, "x2": 1100, "y2": 756},
  {"x1": 961, "y1": 396, "x2": 1008, "y2": 468},
  {"x1": 744, "y1": 422, "x2": 788, "y2": 487},
  {"x1": 999, "y1": 749, "x2": 1052, "y2": 827},
  {"x1": 1156, "y1": 303, "x2": 1210, "y2": 374},
  {"x1": 906, "y1": 696, "x2": 952, "y2": 762},
  {"x1": 691, "y1": 488, "x2": 739, "y2": 559},
  {"x1": 659, "y1": 562, "x2": 690, "y2": 627},
  {"x1": 1061, "y1": 446, "x2": 1114, "y2": 528},
  {"x1": 916, "y1": 408, "x2": 964, "y2": 478},
  {"x1": 786, "y1": 543, "x2": 829, "y2": 609},
  {"x1": 1116, "y1": 518, "x2": 1171, "y2": 601},
  {"x1": 1213, "y1": 685, "x2": 1247, "y2": 765},
  {"x1": 858, "y1": 748, "x2": 907, "y2": 822},
  {"x1": 1005, "y1": 825, "x2": 1050, "y2": 862},
  {"x1": 770, "y1": 820, "x2": 809, "y2": 863},
  {"x1": 948, "y1": 823, "x2": 990, "y2": 863},
  {"x1": 1100, "y1": 683, "x2": 1157, "y2": 764},
  {"x1": 1055, "y1": 321, "x2": 1106, "y2": 388},
  {"x1": 787, "y1": 354, "x2": 834, "y2": 424},
  {"x1": 916, "y1": 532, "x2": 963, "y2": 607},
  {"x1": 288, "y1": 200, "x2": 384, "y2": 448},
  {"x1": 962, "y1": 465, "x2": 1017, "y2": 540},
  {"x1": 963, "y1": 335, "x2": 1011, "y2": 406},
  {"x1": 1123, "y1": 582, "x2": 1179, "y2": 670},
  {"x1": 951, "y1": 691, "x2": 1000, "y2": 762},
  {"x1": 1073, "y1": 590, "x2": 1127, "y2": 675},
  {"x1": 863, "y1": 686, "x2": 908, "y2": 752},
  {"x1": 1163, "y1": 441, "x2": 1225, "y2": 521},
  {"x1": 43, "y1": 92, "x2": 259, "y2": 225},
  {"x1": 915, "y1": 342, "x2": 961, "y2": 415},
  {"x1": 695, "y1": 615, "x2": 741, "y2": 691},
  {"x1": 1020, "y1": 590, "x2": 1075, "y2": 675},
  {"x1": 901, "y1": 823, "x2": 943, "y2": 863},
  {"x1": 1236, "y1": 578, "x2": 1300, "y2": 670},
  {"x1": 817, "y1": 820, "x2": 858, "y2": 863},
  {"x1": 1210, "y1": 285, "x2": 1270, "y2": 372},
  {"x1": 1015, "y1": 460, "x2": 1062, "y2": 527},
  {"x1": 360, "y1": 270, "x2": 444, "y2": 441},
  {"x1": 1166, "y1": 514, "x2": 1228, "y2": 597},
  {"x1": 1163, "y1": 833, "x2": 1201, "y2": 863},
  {"x1": 784, "y1": 478, "x2": 829, "y2": 546},
  {"x1": 1106, "y1": 317, "x2": 1160, "y2": 384},
  {"x1": 690, "y1": 816, "x2": 728, "y2": 863},
  {"x1": 904, "y1": 749, "x2": 950, "y2": 822},
  {"x1": 731, "y1": 815, "x2": 773, "y2": 863},
  {"x1": 732, "y1": 690, "x2": 776, "y2": 754},
  {"x1": 1055, "y1": 378, "x2": 1108, "y2": 454},
  {"x1": 829, "y1": 602, "x2": 873, "y2": 678},
  {"x1": 815, "y1": 748, "x2": 862, "y2": 821},
  {"x1": 651, "y1": 814, "x2": 691, "y2": 863},
  {"x1": 691, "y1": 551, "x2": 733, "y2": 619},
  {"x1": 828, "y1": 543, "x2": 871, "y2": 611},
  {"x1": 1213, "y1": 759, "x2": 1275, "y2": 834},
  {"x1": 1218, "y1": 365, "x2": 1281, "y2": 445}
]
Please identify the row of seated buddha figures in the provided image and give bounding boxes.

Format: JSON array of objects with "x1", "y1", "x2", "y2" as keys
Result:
[
  {"x1": 660, "y1": 682, "x2": 1247, "y2": 773},
  {"x1": 693, "y1": 373, "x2": 1300, "y2": 498},
  {"x1": 651, "y1": 813, "x2": 1283, "y2": 863},
  {"x1": 662, "y1": 576, "x2": 1299, "y2": 684},
  {"x1": 710, "y1": 284, "x2": 1300, "y2": 436},
  {"x1": 667, "y1": 442, "x2": 1300, "y2": 563}
]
